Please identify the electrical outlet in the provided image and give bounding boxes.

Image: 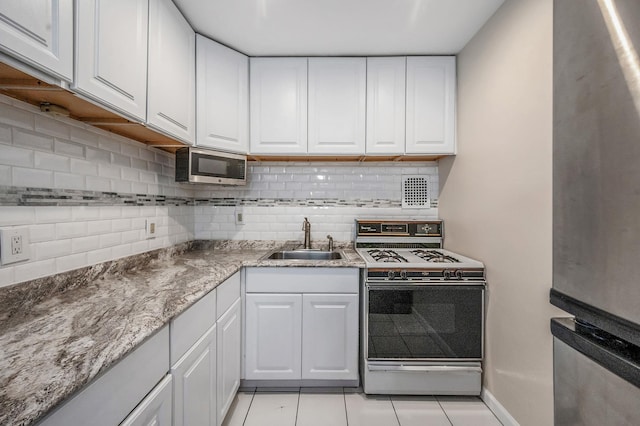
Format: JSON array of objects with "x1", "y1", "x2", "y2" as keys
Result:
[
  {"x1": 0, "y1": 227, "x2": 30, "y2": 265},
  {"x1": 145, "y1": 219, "x2": 157, "y2": 239},
  {"x1": 235, "y1": 208, "x2": 244, "y2": 225}
]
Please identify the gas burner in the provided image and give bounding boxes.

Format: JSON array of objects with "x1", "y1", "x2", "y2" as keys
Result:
[
  {"x1": 411, "y1": 249, "x2": 460, "y2": 263},
  {"x1": 367, "y1": 249, "x2": 408, "y2": 263}
]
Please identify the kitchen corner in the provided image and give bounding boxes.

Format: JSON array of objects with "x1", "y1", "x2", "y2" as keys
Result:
[{"x1": 0, "y1": 239, "x2": 364, "y2": 426}]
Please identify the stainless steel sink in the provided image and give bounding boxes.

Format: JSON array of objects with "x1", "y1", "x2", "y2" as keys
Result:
[{"x1": 264, "y1": 250, "x2": 343, "y2": 260}]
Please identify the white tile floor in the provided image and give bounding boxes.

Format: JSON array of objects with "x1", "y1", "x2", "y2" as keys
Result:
[{"x1": 222, "y1": 388, "x2": 503, "y2": 426}]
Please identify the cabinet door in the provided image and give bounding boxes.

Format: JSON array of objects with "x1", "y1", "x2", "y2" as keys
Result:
[
  {"x1": 120, "y1": 375, "x2": 172, "y2": 426},
  {"x1": 308, "y1": 58, "x2": 366, "y2": 154},
  {"x1": 148, "y1": 0, "x2": 196, "y2": 144},
  {"x1": 171, "y1": 324, "x2": 216, "y2": 426},
  {"x1": 301, "y1": 294, "x2": 359, "y2": 380},
  {"x1": 196, "y1": 36, "x2": 248, "y2": 153},
  {"x1": 250, "y1": 58, "x2": 307, "y2": 154},
  {"x1": 366, "y1": 57, "x2": 406, "y2": 154},
  {"x1": 245, "y1": 293, "x2": 302, "y2": 380},
  {"x1": 75, "y1": 0, "x2": 148, "y2": 121},
  {"x1": 0, "y1": 0, "x2": 73, "y2": 81},
  {"x1": 216, "y1": 298, "x2": 241, "y2": 424},
  {"x1": 406, "y1": 56, "x2": 456, "y2": 154}
]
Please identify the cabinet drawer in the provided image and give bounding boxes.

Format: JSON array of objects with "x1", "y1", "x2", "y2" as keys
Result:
[
  {"x1": 38, "y1": 326, "x2": 169, "y2": 426},
  {"x1": 170, "y1": 289, "x2": 216, "y2": 365},
  {"x1": 216, "y1": 272, "x2": 240, "y2": 319},
  {"x1": 245, "y1": 268, "x2": 359, "y2": 293}
]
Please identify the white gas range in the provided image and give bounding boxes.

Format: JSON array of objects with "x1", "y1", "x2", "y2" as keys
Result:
[{"x1": 355, "y1": 219, "x2": 486, "y2": 396}]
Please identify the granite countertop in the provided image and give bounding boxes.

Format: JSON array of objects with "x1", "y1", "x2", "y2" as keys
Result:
[{"x1": 0, "y1": 240, "x2": 364, "y2": 426}]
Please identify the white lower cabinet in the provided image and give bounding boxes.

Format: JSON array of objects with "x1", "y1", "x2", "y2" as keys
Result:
[
  {"x1": 244, "y1": 268, "x2": 359, "y2": 383},
  {"x1": 38, "y1": 327, "x2": 170, "y2": 426},
  {"x1": 120, "y1": 375, "x2": 173, "y2": 426},
  {"x1": 301, "y1": 294, "x2": 358, "y2": 380},
  {"x1": 245, "y1": 293, "x2": 302, "y2": 380},
  {"x1": 216, "y1": 298, "x2": 242, "y2": 423},
  {"x1": 172, "y1": 323, "x2": 217, "y2": 426}
]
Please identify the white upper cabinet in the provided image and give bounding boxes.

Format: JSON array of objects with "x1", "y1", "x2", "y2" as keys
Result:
[
  {"x1": 406, "y1": 56, "x2": 456, "y2": 154},
  {"x1": 196, "y1": 36, "x2": 248, "y2": 153},
  {"x1": 74, "y1": 0, "x2": 148, "y2": 121},
  {"x1": 250, "y1": 58, "x2": 308, "y2": 154},
  {"x1": 308, "y1": 58, "x2": 366, "y2": 154},
  {"x1": 147, "y1": 0, "x2": 196, "y2": 144},
  {"x1": 0, "y1": 0, "x2": 73, "y2": 81},
  {"x1": 366, "y1": 57, "x2": 406, "y2": 154}
]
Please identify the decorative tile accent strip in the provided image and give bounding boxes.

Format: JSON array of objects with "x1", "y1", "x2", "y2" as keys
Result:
[
  {"x1": 0, "y1": 186, "x2": 438, "y2": 208},
  {"x1": 0, "y1": 186, "x2": 193, "y2": 207}
]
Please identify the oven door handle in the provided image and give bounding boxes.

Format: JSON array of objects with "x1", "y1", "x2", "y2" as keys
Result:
[{"x1": 367, "y1": 364, "x2": 482, "y2": 373}]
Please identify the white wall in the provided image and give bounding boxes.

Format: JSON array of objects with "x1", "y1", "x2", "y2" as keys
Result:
[{"x1": 438, "y1": 0, "x2": 563, "y2": 425}]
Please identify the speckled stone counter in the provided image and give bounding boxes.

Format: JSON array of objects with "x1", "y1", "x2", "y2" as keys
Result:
[{"x1": 0, "y1": 240, "x2": 364, "y2": 426}]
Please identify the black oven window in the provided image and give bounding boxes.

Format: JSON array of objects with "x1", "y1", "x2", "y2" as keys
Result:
[{"x1": 368, "y1": 286, "x2": 482, "y2": 360}]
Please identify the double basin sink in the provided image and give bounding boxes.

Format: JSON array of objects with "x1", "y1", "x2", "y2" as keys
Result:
[{"x1": 263, "y1": 249, "x2": 343, "y2": 261}]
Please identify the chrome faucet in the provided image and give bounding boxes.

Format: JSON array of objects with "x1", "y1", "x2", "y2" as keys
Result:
[
  {"x1": 302, "y1": 217, "x2": 311, "y2": 249},
  {"x1": 326, "y1": 235, "x2": 334, "y2": 252}
]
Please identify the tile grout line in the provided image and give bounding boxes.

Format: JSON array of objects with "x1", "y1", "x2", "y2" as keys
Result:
[
  {"x1": 241, "y1": 389, "x2": 256, "y2": 426},
  {"x1": 389, "y1": 397, "x2": 402, "y2": 426},
  {"x1": 342, "y1": 388, "x2": 349, "y2": 426},
  {"x1": 435, "y1": 396, "x2": 455, "y2": 426},
  {"x1": 294, "y1": 390, "x2": 301, "y2": 426}
]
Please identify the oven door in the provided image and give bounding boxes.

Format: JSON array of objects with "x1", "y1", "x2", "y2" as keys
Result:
[{"x1": 365, "y1": 283, "x2": 484, "y2": 362}]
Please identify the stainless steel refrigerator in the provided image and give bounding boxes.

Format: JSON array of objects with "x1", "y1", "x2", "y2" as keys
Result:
[{"x1": 552, "y1": 0, "x2": 640, "y2": 424}]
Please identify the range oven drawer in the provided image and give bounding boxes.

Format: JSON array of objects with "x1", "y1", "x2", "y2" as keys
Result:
[{"x1": 365, "y1": 283, "x2": 484, "y2": 361}]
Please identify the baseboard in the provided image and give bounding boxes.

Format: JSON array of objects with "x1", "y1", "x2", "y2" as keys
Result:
[{"x1": 481, "y1": 387, "x2": 520, "y2": 426}]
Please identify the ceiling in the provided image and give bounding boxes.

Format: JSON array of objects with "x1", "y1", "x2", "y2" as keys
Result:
[{"x1": 173, "y1": 0, "x2": 505, "y2": 56}]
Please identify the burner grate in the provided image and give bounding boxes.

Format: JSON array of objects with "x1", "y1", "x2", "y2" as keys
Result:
[
  {"x1": 411, "y1": 249, "x2": 460, "y2": 263},
  {"x1": 367, "y1": 249, "x2": 408, "y2": 263}
]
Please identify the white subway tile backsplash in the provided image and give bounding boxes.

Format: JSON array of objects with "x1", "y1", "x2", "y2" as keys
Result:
[
  {"x1": 98, "y1": 206, "x2": 122, "y2": 220},
  {"x1": 0, "y1": 207, "x2": 35, "y2": 226},
  {"x1": 111, "y1": 243, "x2": 133, "y2": 260},
  {"x1": 0, "y1": 102, "x2": 34, "y2": 130},
  {"x1": 98, "y1": 163, "x2": 121, "y2": 179},
  {"x1": 72, "y1": 235, "x2": 101, "y2": 253},
  {"x1": 111, "y1": 218, "x2": 132, "y2": 232},
  {"x1": 0, "y1": 123, "x2": 11, "y2": 143},
  {"x1": 0, "y1": 144, "x2": 35, "y2": 168},
  {"x1": 36, "y1": 239, "x2": 72, "y2": 260},
  {"x1": 131, "y1": 158, "x2": 147, "y2": 171},
  {"x1": 34, "y1": 151, "x2": 70, "y2": 172},
  {"x1": 70, "y1": 158, "x2": 98, "y2": 176},
  {"x1": 111, "y1": 180, "x2": 132, "y2": 194},
  {"x1": 99, "y1": 233, "x2": 121, "y2": 248},
  {"x1": 0, "y1": 165, "x2": 11, "y2": 186},
  {"x1": 0, "y1": 266, "x2": 15, "y2": 288},
  {"x1": 86, "y1": 248, "x2": 112, "y2": 265},
  {"x1": 110, "y1": 152, "x2": 131, "y2": 168},
  {"x1": 56, "y1": 222, "x2": 88, "y2": 239},
  {"x1": 35, "y1": 115, "x2": 71, "y2": 140},
  {"x1": 86, "y1": 147, "x2": 111, "y2": 163},
  {"x1": 54, "y1": 172, "x2": 85, "y2": 190},
  {"x1": 69, "y1": 127, "x2": 99, "y2": 147},
  {"x1": 86, "y1": 176, "x2": 111, "y2": 192},
  {"x1": 13, "y1": 167, "x2": 54, "y2": 188},
  {"x1": 13, "y1": 259, "x2": 55, "y2": 284},
  {"x1": 56, "y1": 253, "x2": 88, "y2": 273},
  {"x1": 13, "y1": 128, "x2": 54, "y2": 151},
  {"x1": 87, "y1": 220, "x2": 112, "y2": 236}
]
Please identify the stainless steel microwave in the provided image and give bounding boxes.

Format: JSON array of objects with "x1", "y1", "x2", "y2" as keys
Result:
[{"x1": 175, "y1": 147, "x2": 246, "y2": 185}]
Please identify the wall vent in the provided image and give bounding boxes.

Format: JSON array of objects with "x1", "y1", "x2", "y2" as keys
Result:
[{"x1": 402, "y1": 175, "x2": 431, "y2": 209}]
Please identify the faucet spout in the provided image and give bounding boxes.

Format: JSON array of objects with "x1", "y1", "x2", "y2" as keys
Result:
[{"x1": 302, "y1": 217, "x2": 311, "y2": 249}]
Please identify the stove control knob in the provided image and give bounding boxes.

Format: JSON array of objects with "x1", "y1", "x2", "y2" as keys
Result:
[
  {"x1": 400, "y1": 270, "x2": 407, "y2": 280},
  {"x1": 455, "y1": 270, "x2": 463, "y2": 280},
  {"x1": 443, "y1": 270, "x2": 452, "y2": 280},
  {"x1": 387, "y1": 270, "x2": 396, "y2": 280}
]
